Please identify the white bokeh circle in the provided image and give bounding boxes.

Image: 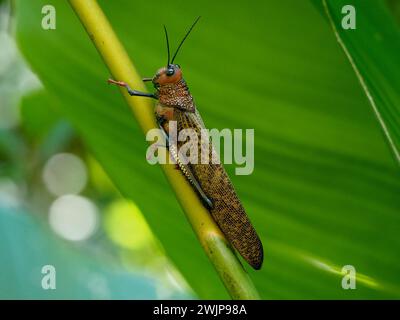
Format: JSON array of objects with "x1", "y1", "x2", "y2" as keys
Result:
[
  {"x1": 42, "y1": 153, "x2": 87, "y2": 196},
  {"x1": 49, "y1": 194, "x2": 98, "y2": 241}
]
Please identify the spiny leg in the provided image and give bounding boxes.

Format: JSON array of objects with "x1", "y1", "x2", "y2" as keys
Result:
[{"x1": 157, "y1": 117, "x2": 213, "y2": 210}]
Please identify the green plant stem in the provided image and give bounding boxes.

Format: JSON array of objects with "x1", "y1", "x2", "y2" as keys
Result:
[{"x1": 68, "y1": 0, "x2": 260, "y2": 299}]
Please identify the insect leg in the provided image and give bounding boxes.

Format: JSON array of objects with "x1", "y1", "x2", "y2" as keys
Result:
[
  {"x1": 157, "y1": 118, "x2": 213, "y2": 210},
  {"x1": 108, "y1": 79, "x2": 157, "y2": 99}
]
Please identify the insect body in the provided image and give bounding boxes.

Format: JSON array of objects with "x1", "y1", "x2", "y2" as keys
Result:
[{"x1": 108, "y1": 18, "x2": 263, "y2": 270}]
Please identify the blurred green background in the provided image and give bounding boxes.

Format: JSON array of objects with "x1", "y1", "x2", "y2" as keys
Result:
[{"x1": 1, "y1": 0, "x2": 400, "y2": 299}]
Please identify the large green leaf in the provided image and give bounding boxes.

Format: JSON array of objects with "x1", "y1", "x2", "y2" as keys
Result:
[
  {"x1": 321, "y1": 0, "x2": 400, "y2": 164},
  {"x1": 14, "y1": 0, "x2": 400, "y2": 298}
]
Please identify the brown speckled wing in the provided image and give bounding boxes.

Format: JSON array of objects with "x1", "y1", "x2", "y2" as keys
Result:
[{"x1": 173, "y1": 109, "x2": 264, "y2": 270}]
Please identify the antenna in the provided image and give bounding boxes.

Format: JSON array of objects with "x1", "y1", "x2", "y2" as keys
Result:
[
  {"x1": 171, "y1": 16, "x2": 201, "y2": 64},
  {"x1": 164, "y1": 25, "x2": 171, "y2": 66}
]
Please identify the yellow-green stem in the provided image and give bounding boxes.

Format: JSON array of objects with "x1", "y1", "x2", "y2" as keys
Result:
[{"x1": 68, "y1": 0, "x2": 260, "y2": 300}]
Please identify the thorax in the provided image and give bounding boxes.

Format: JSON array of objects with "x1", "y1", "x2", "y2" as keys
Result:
[{"x1": 155, "y1": 78, "x2": 195, "y2": 113}]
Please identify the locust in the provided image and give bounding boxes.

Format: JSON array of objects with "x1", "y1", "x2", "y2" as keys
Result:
[{"x1": 108, "y1": 17, "x2": 263, "y2": 270}]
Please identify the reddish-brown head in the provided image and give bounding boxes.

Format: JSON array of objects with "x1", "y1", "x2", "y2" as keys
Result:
[
  {"x1": 152, "y1": 64, "x2": 182, "y2": 86},
  {"x1": 150, "y1": 17, "x2": 200, "y2": 88}
]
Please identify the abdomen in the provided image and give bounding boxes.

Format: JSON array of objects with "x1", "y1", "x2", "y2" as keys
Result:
[{"x1": 174, "y1": 108, "x2": 264, "y2": 270}]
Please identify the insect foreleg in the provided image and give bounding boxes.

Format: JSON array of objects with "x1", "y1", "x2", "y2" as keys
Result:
[
  {"x1": 125, "y1": 86, "x2": 157, "y2": 99},
  {"x1": 108, "y1": 79, "x2": 157, "y2": 99}
]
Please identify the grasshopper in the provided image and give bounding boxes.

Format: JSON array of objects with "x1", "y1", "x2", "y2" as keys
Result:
[{"x1": 108, "y1": 17, "x2": 263, "y2": 270}]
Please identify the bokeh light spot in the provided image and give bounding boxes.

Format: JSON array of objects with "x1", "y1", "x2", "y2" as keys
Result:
[
  {"x1": 104, "y1": 200, "x2": 153, "y2": 250},
  {"x1": 43, "y1": 153, "x2": 87, "y2": 196},
  {"x1": 0, "y1": 178, "x2": 20, "y2": 208},
  {"x1": 49, "y1": 194, "x2": 98, "y2": 241}
]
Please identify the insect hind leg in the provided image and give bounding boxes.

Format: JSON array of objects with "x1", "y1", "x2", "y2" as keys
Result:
[{"x1": 156, "y1": 118, "x2": 213, "y2": 210}]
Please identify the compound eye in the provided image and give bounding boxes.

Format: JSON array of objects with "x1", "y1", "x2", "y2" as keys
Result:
[{"x1": 166, "y1": 68, "x2": 175, "y2": 76}]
